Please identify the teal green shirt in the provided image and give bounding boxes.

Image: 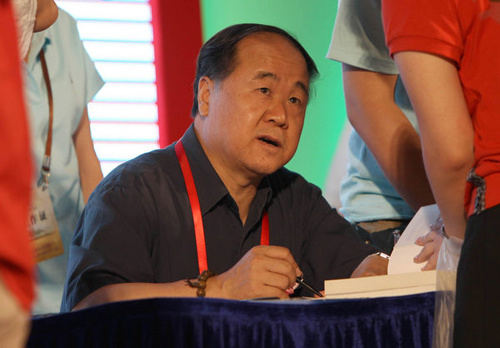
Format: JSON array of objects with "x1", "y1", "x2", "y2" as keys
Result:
[
  {"x1": 327, "y1": 0, "x2": 416, "y2": 223},
  {"x1": 25, "y1": 8, "x2": 104, "y2": 314}
]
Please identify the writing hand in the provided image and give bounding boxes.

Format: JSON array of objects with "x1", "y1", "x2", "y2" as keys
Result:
[{"x1": 209, "y1": 245, "x2": 301, "y2": 300}]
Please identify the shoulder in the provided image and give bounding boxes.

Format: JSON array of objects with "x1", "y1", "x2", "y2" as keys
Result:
[
  {"x1": 328, "y1": 0, "x2": 397, "y2": 74},
  {"x1": 94, "y1": 146, "x2": 178, "y2": 196},
  {"x1": 43, "y1": 8, "x2": 82, "y2": 52},
  {"x1": 383, "y1": 0, "x2": 470, "y2": 63},
  {"x1": 268, "y1": 167, "x2": 324, "y2": 202},
  {"x1": 50, "y1": 8, "x2": 78, "y2": 34}
]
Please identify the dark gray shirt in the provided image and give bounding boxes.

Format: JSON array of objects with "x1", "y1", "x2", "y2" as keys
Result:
[{"x1": 62, "y1": 125, "x2": 374, "y2": 311}]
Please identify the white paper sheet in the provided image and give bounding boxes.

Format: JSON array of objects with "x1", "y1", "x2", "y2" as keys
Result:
[{"x1": 388, "y1": 204, "x2": 441, "y2": 274}]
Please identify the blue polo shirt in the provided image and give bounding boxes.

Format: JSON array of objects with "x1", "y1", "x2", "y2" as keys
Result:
[{"x1": 61, "y1": 125, "x2": 375, "y2": 312}]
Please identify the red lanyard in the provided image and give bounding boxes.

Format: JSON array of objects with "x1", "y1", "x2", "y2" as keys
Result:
[
  {"x1": 175, "y1": 140, "x2": 269, "y2": 273},
  {"x1": 39, "y1": 50, "x2": 54, "y2": 187}
]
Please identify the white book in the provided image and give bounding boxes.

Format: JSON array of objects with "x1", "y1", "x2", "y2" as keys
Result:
[
  {"x1": 324, "y1": 271, "x2": 436, "y2": 299},
  {"x1": 323, "y1": 205, "x2": 441, "y2": 299}
]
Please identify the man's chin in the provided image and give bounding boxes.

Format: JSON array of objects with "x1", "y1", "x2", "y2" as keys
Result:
[{"x1": 249, "y1": 161, "x2": 287, "y2": 178}]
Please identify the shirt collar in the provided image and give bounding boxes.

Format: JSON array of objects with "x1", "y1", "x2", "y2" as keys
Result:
[
  {"x1": 179, "y1": 124, "x2": 272, "y2": 221},
  {"x1": 26, "y1": 28, "x2": 51, "y2": 70}
]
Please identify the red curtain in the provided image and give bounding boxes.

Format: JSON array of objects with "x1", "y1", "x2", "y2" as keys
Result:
[{"x1": 150, "y1": 0, "x2": 203, "y2": 147}]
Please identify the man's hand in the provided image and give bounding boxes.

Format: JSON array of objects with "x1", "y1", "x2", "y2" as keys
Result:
[
  {"x1": 350, "y1": 253, "x2": 388, "y2": 278},
  {"x1": 413, "y1": 230, "x2": 444, "y2": 270},
  {"x1": 209, "y1": 245, "x2": 301, "y2": 300}
]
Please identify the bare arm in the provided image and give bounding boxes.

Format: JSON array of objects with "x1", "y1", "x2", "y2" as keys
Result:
[
  {"x1": 72, "y1": 245, "x2": 302, "y2": 311},
  {"x1": 393, "y1": 52, "x2": 474, "y2": 239},
  {"x1": 342, "y1": 64, "x2": 434, "y2": 211},
  {"x1": 73, "y1": 108, "x2": 103, "y2": 203}
]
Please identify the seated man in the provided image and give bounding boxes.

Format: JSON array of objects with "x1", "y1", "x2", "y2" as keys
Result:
[{"x1": 61, "y1": 23, "x2": 386, "y2": 312}]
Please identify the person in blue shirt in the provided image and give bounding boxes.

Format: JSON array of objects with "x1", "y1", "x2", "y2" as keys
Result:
[{"x1": 62, "y1": 24, "x2": 387, "y2": 312}]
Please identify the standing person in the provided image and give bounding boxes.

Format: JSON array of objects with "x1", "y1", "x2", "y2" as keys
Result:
[
  {"x1": 0, "y1": 0, "x2": 57, "y2": 346},
  {"x1": 382, "y1": 0, "x2": 500, "y2": 346},
  {"x1": 326, "y1": 0, "x2": 437, "y2": 257},
  {"x1": 25, "y1": 7, "x2": 104, "y2": 314},
  {"x1": 61, "y1": 23, "x2": 387, "y2": 312}
]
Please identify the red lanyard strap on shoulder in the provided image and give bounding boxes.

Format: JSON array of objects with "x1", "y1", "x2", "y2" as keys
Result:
[
  {"x1": 175, "y1": 139, "x2": 269, "y2": 274},
  {"x1": 175, "y1": 140, "x2": 208, "y2": 273}
]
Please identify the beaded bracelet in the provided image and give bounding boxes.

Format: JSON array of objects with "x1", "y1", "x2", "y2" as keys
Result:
[{"x1": 186, "y1": 270, "x2": 215, "y2": 297}]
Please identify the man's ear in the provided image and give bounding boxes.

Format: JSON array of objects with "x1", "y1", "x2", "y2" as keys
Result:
[{"x1": 197, "y1": 76, "x2": 213, "y2": 117}]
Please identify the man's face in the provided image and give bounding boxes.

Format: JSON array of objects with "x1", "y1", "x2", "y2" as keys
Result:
[{"x1": 196, "y1": 32, "x2": 310, "y2": 182}]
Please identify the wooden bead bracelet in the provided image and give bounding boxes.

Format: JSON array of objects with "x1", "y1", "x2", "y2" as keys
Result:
[{"x1": 186, "y1": 270, "x2": 215, "y2": 297}]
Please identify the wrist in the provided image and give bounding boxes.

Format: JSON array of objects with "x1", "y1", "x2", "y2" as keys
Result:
[
  {"x1": 375, "y1": 251, "x2": 390, "y2": 260},
  {"x1": 185, "y1": 270, "x2": 215, "y2": 297}
]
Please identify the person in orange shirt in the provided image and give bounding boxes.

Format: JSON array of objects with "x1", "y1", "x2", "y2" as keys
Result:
[
  {"x1": 0, "y1": 0, "x2": 57, "y2": 346},
  {"x1": 383, "y1": 0, "x2": 500, "y2": 345}
]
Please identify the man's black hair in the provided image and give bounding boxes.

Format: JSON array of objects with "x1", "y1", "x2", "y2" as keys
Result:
[{"x1": 191, "y1": 23, "x2": 319, "y2": 117}]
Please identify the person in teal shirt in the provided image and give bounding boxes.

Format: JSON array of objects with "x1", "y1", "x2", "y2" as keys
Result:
[
  {"x1": 326, "y1": 0, "x2": 435, "y2": 254},
  {"x1": 24, "y1": 7, "x2": 104, "y2": 314}
]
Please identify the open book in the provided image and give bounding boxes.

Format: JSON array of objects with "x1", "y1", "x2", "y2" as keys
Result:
[{"x1": 324, "y1": 204, "x2": 440, "y2": 299}]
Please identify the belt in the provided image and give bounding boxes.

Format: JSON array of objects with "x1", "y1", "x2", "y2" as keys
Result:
[{"x1": 357, "y1": 220, "x2": 408, "y2": 233}]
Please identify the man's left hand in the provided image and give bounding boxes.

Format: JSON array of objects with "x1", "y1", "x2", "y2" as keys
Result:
[{"x1": 350, "y1": 253, "x2": 388, "y2": 278}]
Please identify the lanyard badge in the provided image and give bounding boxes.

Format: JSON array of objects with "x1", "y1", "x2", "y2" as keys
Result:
[
  {"x1": 29, "y1": 49, "x2": 63, "y2": 263},
  {"x1": 30, "y1": 184, "x2": 63, "y2": 262}
]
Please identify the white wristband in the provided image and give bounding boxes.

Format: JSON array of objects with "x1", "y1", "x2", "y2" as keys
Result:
[{"x1": 375, "y1": 251, "x2": 390, "y2": 260}]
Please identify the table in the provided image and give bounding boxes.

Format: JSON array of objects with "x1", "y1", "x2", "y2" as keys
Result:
[{"x1": 28, "y1": 292, "x2": 435, "y2": 348}]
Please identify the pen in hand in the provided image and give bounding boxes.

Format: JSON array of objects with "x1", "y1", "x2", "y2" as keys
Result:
[{"x1": 296, "y1": 275, "x2": 323, "y2": 297}]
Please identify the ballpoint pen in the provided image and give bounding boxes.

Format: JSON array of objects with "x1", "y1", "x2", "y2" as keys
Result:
[{"x1": 296, "y1": 275, "x2": 323, "y2": 297}]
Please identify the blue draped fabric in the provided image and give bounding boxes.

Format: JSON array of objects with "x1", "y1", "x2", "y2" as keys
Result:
[{"x1": 28, "y1": 292, "x2": 435, "y2": 348}]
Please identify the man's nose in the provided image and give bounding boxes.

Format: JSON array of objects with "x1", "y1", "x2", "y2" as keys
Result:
[{"x1": 265, "y1": 99, "x2": 288, "y2": 127}]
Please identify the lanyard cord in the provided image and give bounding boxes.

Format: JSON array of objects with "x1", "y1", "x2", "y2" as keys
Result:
[
  {"x1": 174, "y1": 140, "x2": 269, "y2": 274},
  {"x1": 38, "y1": 49, "x2": 54, "y2": 187}
]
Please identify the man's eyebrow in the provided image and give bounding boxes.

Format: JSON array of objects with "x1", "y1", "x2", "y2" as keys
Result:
[
  {"x1": 296, "y1": 81, "x2": 310, "y2": 98},
  {"x1": 254, "y1": 71, "x2": 277, "y2": 81},
  {"x1": 253, "y1": 71, "x2": 310, "y2": 97}
]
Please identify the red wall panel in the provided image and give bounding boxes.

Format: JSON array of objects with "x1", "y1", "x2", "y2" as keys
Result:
[{"x1": 151, "y1": 0, "x2": 202, "y2": 147}]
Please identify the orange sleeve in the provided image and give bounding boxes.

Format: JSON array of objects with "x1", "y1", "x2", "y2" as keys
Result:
[{"x1": 0, "y1": 0, "x2": 35, "y2": 312}]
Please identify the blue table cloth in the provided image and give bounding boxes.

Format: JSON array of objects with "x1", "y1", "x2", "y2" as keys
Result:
[{"x1": 28, "y1": 292, "x2": 435, "y2": 348}]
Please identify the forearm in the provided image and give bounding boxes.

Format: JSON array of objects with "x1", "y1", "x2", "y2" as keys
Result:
[
  {"x1": 351, "y1": 102, "x2": 434, "y2": 210},
  {"x1": 78, "y1": 153, "x2": 103, "y2": 203},
  {"x1": 72, "y1": 280, "x2": 199, "y2": 311},
  {"x1": 74, "y1": 108, "x2": 103, "y2": 203},
  {"x1": 424, "y1": 163, "x2": 469, "y2": 239},
  {"x1": 394, "y1": 52, "x2": 474, "y2": 239},
  {"x1": 73, "y1": 246, "x2": 300, "y2": 311},
  {"x1": 72, "y1": 270, "x2": 282, "y2": 312},
  {"x1": 420, "y1": 127, "x2": 473, "y2": 238},
  {"x1": 342, "y1": 64, "x2": 434, "y2": 210}
]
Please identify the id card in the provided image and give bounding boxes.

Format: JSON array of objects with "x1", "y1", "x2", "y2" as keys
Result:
[{"x1": 30, "y1": 185, "x2": 63, "y2": 263}]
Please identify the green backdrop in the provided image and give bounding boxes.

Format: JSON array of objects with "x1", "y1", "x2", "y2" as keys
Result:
[{"x1": 200, "y1": 0, "x2": 346, "y2": 190}]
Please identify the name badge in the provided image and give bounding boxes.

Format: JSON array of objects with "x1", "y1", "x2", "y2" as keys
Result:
[{"x1": 30, "y1": 185, "x2": 63, "y2": 263}]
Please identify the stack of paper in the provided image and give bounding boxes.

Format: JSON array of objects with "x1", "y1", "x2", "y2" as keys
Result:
[
  {"x1": 324, "y1": 204, "x2": 440, "y2": 299},
  {"x1": 324, "y1": 270, "x2": 436, "y2": 299}
]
